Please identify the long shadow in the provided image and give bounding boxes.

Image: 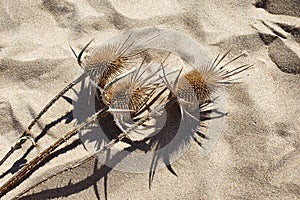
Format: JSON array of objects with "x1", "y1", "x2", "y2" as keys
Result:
[
  {"x1": 0, "y1": 101, "x2": 24, "y2": 133},
  {"x1": 17, "y1": 143, "x2": 135, "y2": 200},
  {"x1": 0, "y1": 110, "x2": 73, "y2": 180},
  {"x1": 0, "y1": 137, "x2": 82, "y2": 199},
  {"x1": 16, "y1": 97, "x2": 226, "y2": 199}
]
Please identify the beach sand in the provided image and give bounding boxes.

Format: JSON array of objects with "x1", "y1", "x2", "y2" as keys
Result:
[{"x1": 0, "y1": 0, "x2": 299, "y2": 199}]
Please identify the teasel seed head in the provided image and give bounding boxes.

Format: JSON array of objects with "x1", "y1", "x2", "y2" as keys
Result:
[
  {"x1": 73, "y1": 33, "x2": 151, "y2": 89},
  {"x1": 164, "y1": 50, "x2": 253, "y2": 107},
  {"x1": 103, "y1": 60, "x2": 164, "y2": 121}
]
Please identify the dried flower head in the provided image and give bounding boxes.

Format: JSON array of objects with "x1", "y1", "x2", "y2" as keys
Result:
[
  {"x1": 103, "y1": 60, "x2": 165, "y2": 120},
  {"x1": 172, "y1": 50, "x2": 253, "y2": 106},
  {"x1": 73, "y1": 33, "x2": 154, "y2": 89}
]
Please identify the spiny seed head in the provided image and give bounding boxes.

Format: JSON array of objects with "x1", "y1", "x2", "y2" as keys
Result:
[
  {"x1": 108, "y1": 83, "x2": 148, "y2": 110},
  {"x1": 82, "y1": 44, "x2": 128, "y2": 88},
  {"x1": 77, "y1": 34, "x2": 147, "y2": 89},
  {"x1": 174, "y1": 51, "x2": 252, "y2": 106},
  {"x1": 177, "y1": 70, "x2": 211, "y2": 105},
  {"x1": 102, "y1": 58, "x2": 166, "y2": 122},
  {"x1": 104, "y1": 80, "x2": 156, "y2": 120}
]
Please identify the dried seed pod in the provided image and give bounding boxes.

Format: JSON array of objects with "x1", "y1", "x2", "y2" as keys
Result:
[
  {"x1": 75, "y1": 33, "x2": 157, "y2": 89},
  {"x1": 176, "y1": 69, "x2": 211, "y2": 105},
  {"x1": 174, "y1": 50, "x2": 252, "y2": 106},
  {"x1": 82, "y1": 44, "x2": 138, "y2": 88},
  {"x1": 103, "y1": 60, "x2": 164, "y2": 121}
]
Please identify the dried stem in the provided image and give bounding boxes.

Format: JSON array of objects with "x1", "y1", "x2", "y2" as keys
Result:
[
  {"x1": 0, "y1": 106, "x2": 109, "y2": 198},
  {"x1": 0, "y1": 74, "x2": 87, "y2": 167}
]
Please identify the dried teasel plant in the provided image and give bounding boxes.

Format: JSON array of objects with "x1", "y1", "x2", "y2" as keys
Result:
[
  {"x1": 142, "y1": 50, "x2": 253, "y2": 180},
  {"x1": 0, "y1": 32, "x2": 156, "y2": 167},
  {"x1": 156, "y1": 50, "x2": 253, "y2": 157},
  {"x1": 11, "y1": 49, "x2": 253, "y2": 197},
  {"x1": 0, "y1": 31, "x2": 252, "y2": 198}
]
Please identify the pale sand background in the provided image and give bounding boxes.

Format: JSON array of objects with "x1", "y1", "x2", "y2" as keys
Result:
[{"x1": 0, "y1": 0, "x2": 300, "y2": 199}]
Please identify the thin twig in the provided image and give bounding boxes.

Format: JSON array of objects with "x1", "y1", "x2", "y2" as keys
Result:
[
  {"x1": 0, "y1": 74, "x2": 87, "y2": 167},
  {"x1": 13, "y1": 138, "x2": 120, "y2": 200},
  {"x1": 0, "y1": 106, "x2": 109, "y2": 198}
]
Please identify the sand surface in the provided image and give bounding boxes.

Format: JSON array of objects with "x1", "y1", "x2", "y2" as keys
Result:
[{"x1": 0, "y1": 0, "x2": 299, "y2": 199}]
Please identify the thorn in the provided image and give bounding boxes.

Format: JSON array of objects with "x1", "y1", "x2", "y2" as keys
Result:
[
  {"x1": 70, "y1": 46, "x2": 78, "y2": 58},
  {"x1": 103, "y1": 67, "x2": 137, "y2": 92},
  {"x1": 78, "y1": 39, "x2": 94, "y2": 69},
  {"x1": 62, "y1": 96, "x2": 73, "y2": 105}
]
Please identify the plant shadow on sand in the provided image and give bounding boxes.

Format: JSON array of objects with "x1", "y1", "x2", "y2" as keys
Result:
[
  {"x1": 0, "y1": 109, "x2": 74, "y2": 181},
  {"x1": 14, "y1": 83, "x2": 226, "y2": 199}
]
